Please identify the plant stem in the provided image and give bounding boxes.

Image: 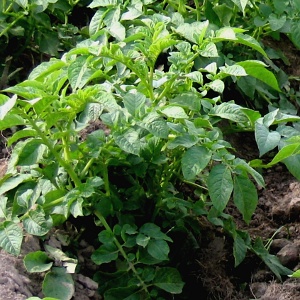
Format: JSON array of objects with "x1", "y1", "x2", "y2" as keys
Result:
[
  {"x1": 94, "y1": 210, "x2": 149, "y2": 293},
  {"x1": 80, "y1": 157, "x2": 95, "y2": 178},
  {"x1": 0, "y1": 14, "x2": 24, "y2": 37}
]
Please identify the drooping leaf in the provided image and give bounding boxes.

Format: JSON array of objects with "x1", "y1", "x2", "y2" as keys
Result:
[
  {"x1": 267, "y1": 143, "x2": 300, "y2": 167},
  {"x1": 255, "y1": 122, "x2": 281, "y2": 157},
  {"x1": 154, "y1": 267, "x2": 184, "y2": 294},
  {"x1": 237, "y1": 60, "x2": 281, "y2": 91},
  {"x1": 42, "y1": 267, "x2": 75, "y2": 300},
  {"x1": 207, "y1": 164, "x2": 233, "y2": 212},
  {"x1": 160, "y1": 106, "x2": 189, "y2": 119},
  {"x1": 0, "y1": 95, "x2": 17, "y2": 120},
  {"x1": 23, "y1": 206, "x2": 53, "y2": 236},
  {"x1": 0, "y1": 221, "x2": 23, "y2": 255},
  {"x1": 233, "y1": 174, "x2": 258, "y2": 224},
  {"x1": 147, "y1": 239, "x2": 169, "y2": 261},
  {"x1": 181, "y1": 146, "x2": 211, "y2": 180},
  {"x1": 24, "y1": 251, "x2": 53, "y2": 273}
]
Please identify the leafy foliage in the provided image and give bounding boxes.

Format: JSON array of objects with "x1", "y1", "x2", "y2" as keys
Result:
[{"x1": 0, "y1": 0, "x2": 299, "y2": 298}]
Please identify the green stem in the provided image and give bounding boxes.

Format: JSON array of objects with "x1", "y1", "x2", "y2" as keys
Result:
[
  {"x1": 79, "y1": 157, "x2": 95, "y2": 178},
  {"x1": 102, "y1": 161, "x2": 110, "y2": 196},
  {"x1": 24, "y1": 113, "x2": 81, "y2": 187},
  {"x1": 148, "y1": 66, "x2": 155, "y2": 101},
  {"x1": 94, "y1": 211, "x2": 149, "y2": 293},
  {"x1": 194, "y1": 0, "x2": 201, "y2": 21},
  {"x1": 0, "y1": 14, "x2": 24, "y2": 37}
]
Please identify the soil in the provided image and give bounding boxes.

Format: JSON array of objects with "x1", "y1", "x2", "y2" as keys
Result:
[{"x1": 0, "y1": 36, "x2": 299, "y2": 300}]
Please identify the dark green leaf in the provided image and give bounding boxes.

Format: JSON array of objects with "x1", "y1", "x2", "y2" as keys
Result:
[{"x1": 154, "y1": 267, "x2": 184, "y2": 294}]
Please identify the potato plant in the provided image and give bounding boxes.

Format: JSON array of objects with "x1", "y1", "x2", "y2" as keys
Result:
[{"x1": 0, "y1": 0, "x2": 298, "y2": 299}]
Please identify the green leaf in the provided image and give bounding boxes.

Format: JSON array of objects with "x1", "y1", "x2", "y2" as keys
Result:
[
  {"x1": 233, "y1": 174, "x2": 258, "y2": 224},
  {"x1": 123, "y1": 92, "x2": 146, "y2": 117},
  {"x1": 42, "y1": 267, "x2": 75, "y2": 300},
  {"x1": 36, "y1": 31, "x2": 59, "y2": 56},
  {"x1": 154, "y1": 267, "x2": 184, "y2": 294},
  {"x1": 88, "y1": 0, "x2": 117, "y2": 8},
  {"x1": 0, "y1": 114, "x2": 25, "y2": 130},
  {"x1": 234, "y1": 158, "x2": 265, "y2": 188},
  {"x1": 0, "y1": 174, "x2": 32, "y2": 196},
  {"x1": 17, "y1": 139, "x2": 47, "y2": 166},
  {"x1": 236, "y1": 34, "x2": 268, "y2": 57},
  {"x1": 136, "y1": 233, "x2": 150, "y2": 247},
  {"x1": 0, "y1": 95, "x2": 17, "y2": 120},
  {"x1": 210, "y1": 102, "x2": 248, "y2": 124},
  {"x1": 282, "y1": 154, "x2": 300, "y2": 180},
  {"x1": 0, "y1": 196, "x2": 7, "y2": 219},
  {"x1": 0, "y1": 221, "x2": 23, "y2": 255},
  {"x1": 206, "y1": 79, "x2": 224, "y2": 93},
  {"x1": 7, "y1": 129, "x2": 37, "y2": 146},
  {"x1": 182, "y1": 146, "x2": 211, "y2": 180},
  {"x1": 174, "y1": 21, "x2": 209, "y2": 44},
  {"x1": 219, "y1": 65, "x2": 247, "y2": 76},
  {"x1": 23, "y1": 206, "x2": 53, "y2": 236},
  {"x1": 104, "y1": 286, "x2": 145, "y2": 300},
  {"x1": 251, "y1": 238, "x2": 292, "y2": 280},
  {"x1": 269, "y1": 13, "x2": 286, "y2": 31},
  {"x1": 233, "y1": 233, "x2": 248, "y2": 267},
  {"x1": 147, "y1": 239, "x2": 169, "y2": 261},
  {"x1": 91, "y1": 244, "x2": 119, "y2": 264},
  {"x1": 213, "y1": 3, "x2": 233, "y2": 26},
  {"x1": 113, "y1": 129, "x2": 141, "y2": 155},
  {"x1": 267, "y1": 143, "x2": 300, "y2": 167},
  {"x1": 237, "y1": 60, "x2": 281, "y2": 91},
  {"x1": 230, "y1": 0, "x2": 249, "y2": 13},
  {"x1": 255, "y1": 122, "x2": 281, "y2": 157},
  {"x1": 200, "y1": 42, "x2": 218, "y2": 57},
  {"x1": 24, "y1": 251, "x2": 53, "y2": 273},
  {"x1": 139, "y1": 223, "x2": 172, "y2": 242},
  {"x1": 160, "y1": 106, "x2": 189, "y2": 119},
  {"x1": 68, "y1": 56, "x2": 93, "y2": 91},
  {"x1": 290, "y1": 20, "x2": 300, "y2": 49},
  {"x1": 167, "y1": 134, "x2": 198, "y2": 149},
  {"x1": 289, "y1": 269, "x2": 300, "y2": 278},
  {"x1": 207, "y1": 164, "x2": 233, "y2": 212}
]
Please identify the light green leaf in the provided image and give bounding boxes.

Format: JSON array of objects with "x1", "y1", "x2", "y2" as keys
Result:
[
  {"x1": 269, "y1": 13, "x2": 286, "y2": 31},
  {"x1": 230, "y1": 0, "x2": 249, "y2": 13},
  {"x1": 24, "y1": 251, "x2": 53, "y2": 273},
  {"x1": 160, "y1": 106, "x2": 188, "y2": 119},
  {"x1": 215, "y1": 27, "x2": 237, "y2": 40},
  {"x1": 108, "y1": 21, "x2": 126, "y2": 41},
  {"x1": 0, "y1": 95, "x2": 17, "y2": 120},
  {"x1": 136, "y1": 233, "x2": 150, "y2": 248},
  {"x1": 233, "y1": 174, "x2": 258, "y2": 224},
  {"x1": 290, "y1": 269, "x2": 300, "y2": 278},
  {"x1": 200, "y1": 42, "x2": 218, "y2": 57},
  {"x1": 237, "y1": 60, "x2": 280, "y2": 91},
  {"x1": 142, "y1": 119, "x2": 169, "y2": 138},
  {"x1": 182, "y1": 146, "x2": 211, "y2": 180},
  {"x1": 234, "y1": 158, "x2": 265, "y2": 188},
  {"x1": 68, "y1": 56, "x2": 93, "y2": 91},
  {"x1": 0, "y1": 114, "x2": 25, "y2": 130},
  {"x1": 154, "y1": 267, "x2": 184, "y2": 294},
  {"x1": 88, "y1": 0, "x2": 117, "y2": 8},
  {"x1": 23, "y1": 206, "x2": 53, "y2": 236},
  {"x1": 113, "y1": 129, "x2": 141, "y2": 155},
  {"x1": 0, "y1": 221, "x2": 23, "y2": 256},
  {"x1": 220, "y1": 65, "x2": 247, "y2": 76},
  {"x1": 123, "y1": 92, "x2": 146, "y2": 117},
  {"x1": 0, "y1": 174, "x2": 32, "y2": 196},
  {"x1": 255, "y1": 123, "x2": 281, "y2": 157},
  {"x1": 147, "y1": 239, "x2": 169, "y2": 261},
  {"x1": 42, "y1": 267, "x2": 75, "y2": 300},
  {"x1": 167, "y1": 134, "x2": 198, "y2": 149},
  {"x1": 206, "y1": 79, "x2": 224, "y2": 93},
  {"x1": 174, "y1": 21, "x2": 209, "y2": 44},
  {"x1": 207, "y1": 164, "x2": 233, "y2": 212},
  {"x1": 282, "y1": 154, "x2": 300, "y2": 180},
  {"x1": 210, "y1": 102, "x2": 248, "y2": 123},
  {"x1": 17, "y1": 139, "x2": 47, "y2": 166},
  {"x1": 236, "y1": 34, "x2": 267, "y2": 57},
  {"x1": 267, "y1": 143, "x2": 300, "y2": 167},
  {"x1": 7, "y1": 129, "x2": 37, "y2": 146},
  {"x1": 0, "y1": 196, "x2": 7, "y2": 218}
]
